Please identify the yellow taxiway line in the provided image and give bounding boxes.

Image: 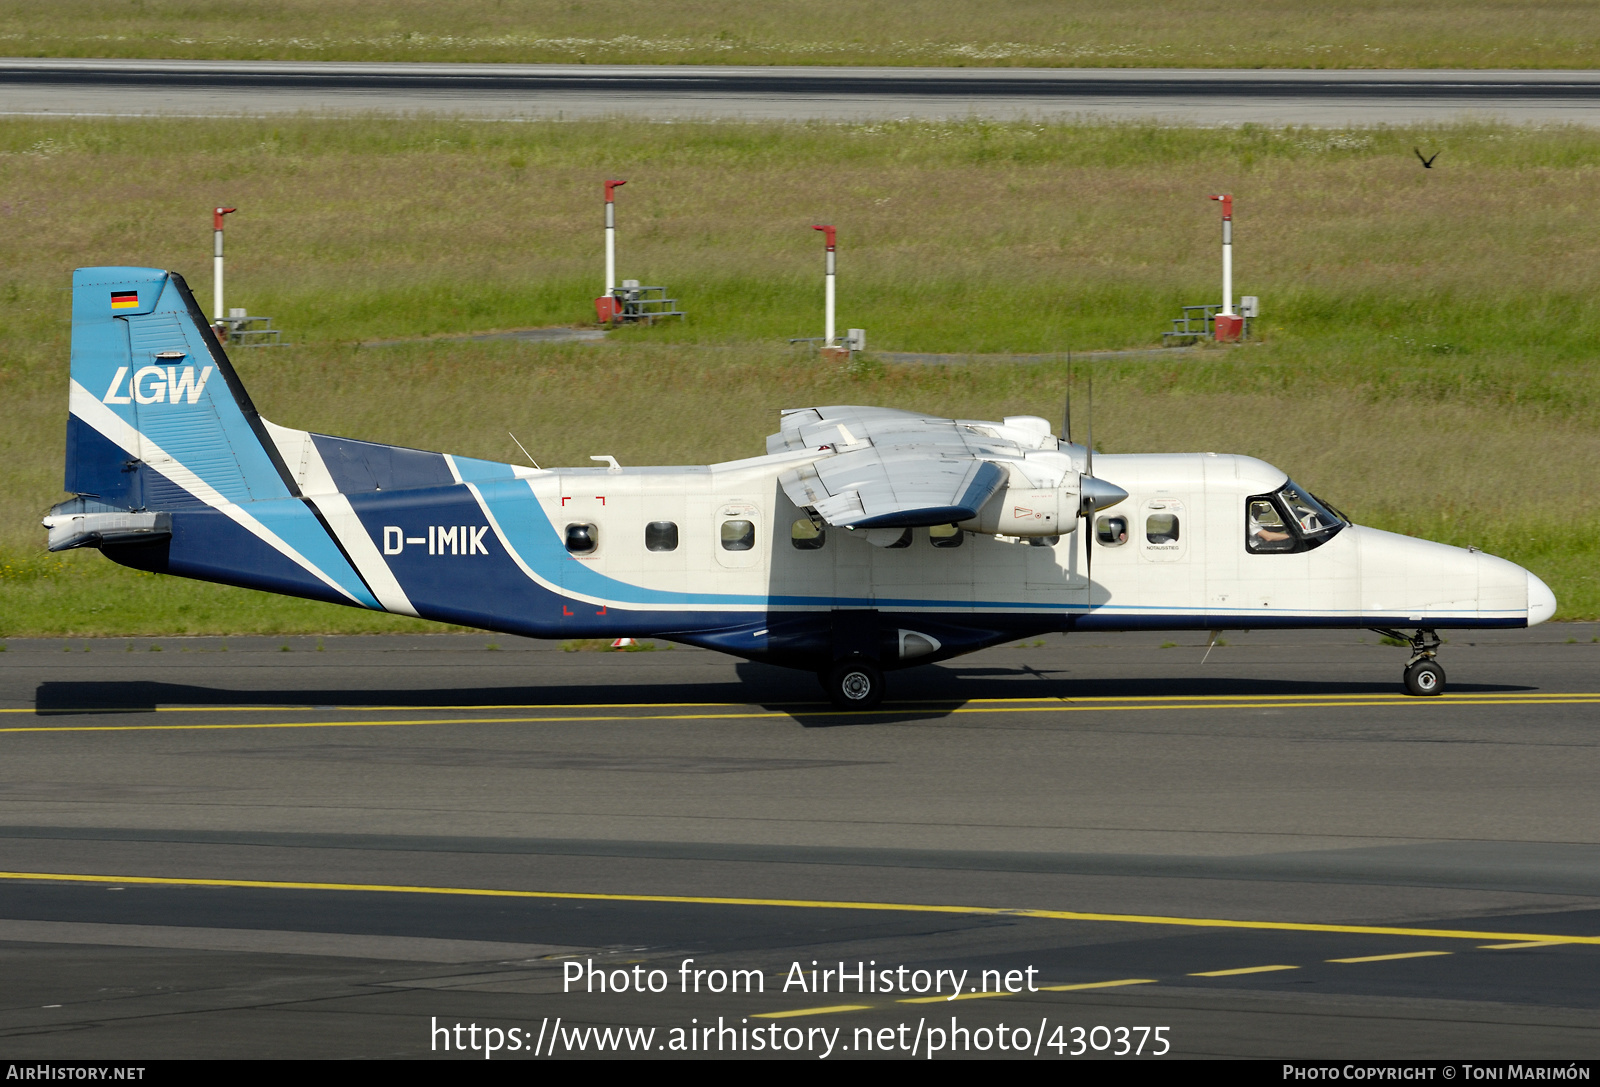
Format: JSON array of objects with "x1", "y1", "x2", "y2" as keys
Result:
[
  {"x1": 752, "y1": 1005, "x2": 870, "y2": 1019},
  {"x1": 3, "y1": 692, "x2": 1598, "y2": 733},
  {"x1": 1190, "y1": 964, "x2": 1300, "y2": 976},
  {"x1": 1040, "y1": 978, "x2": 1159, "y2": 992},
  {"x1": 0, "y1": 870, "x2": 1596, "y2": 946}
]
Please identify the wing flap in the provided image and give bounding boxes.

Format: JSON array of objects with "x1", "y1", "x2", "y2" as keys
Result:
[{"x1": 770, "y1": 405, "x2": 1058, "y2": 530}]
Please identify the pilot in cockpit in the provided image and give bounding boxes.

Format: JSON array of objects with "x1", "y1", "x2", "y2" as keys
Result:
[{"x1": 1248, "y1": 499, "x2": 1296, "y2": 552}]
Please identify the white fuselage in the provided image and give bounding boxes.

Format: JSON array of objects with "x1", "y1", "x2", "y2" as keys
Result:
[{"x1": 526, "y1": 450, "x2": 1553, "y2": 631}]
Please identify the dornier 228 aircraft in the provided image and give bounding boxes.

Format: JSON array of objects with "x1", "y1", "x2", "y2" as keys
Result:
[{"x1": 46, "y1": 267, "x2": 1557, "y2": 708}]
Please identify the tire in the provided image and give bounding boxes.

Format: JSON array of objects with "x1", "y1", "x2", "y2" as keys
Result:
[
  {"x1": 1404, "y1": 659, "x2": 1446, "y2": 697},
  {"x1": 823, "y1": 660, "x2": 885, "y2": 710}
]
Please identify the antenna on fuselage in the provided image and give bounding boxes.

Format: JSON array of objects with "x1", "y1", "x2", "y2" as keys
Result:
[{"x1": 509, "y1": 432, "x2": 541, "y2": 470}]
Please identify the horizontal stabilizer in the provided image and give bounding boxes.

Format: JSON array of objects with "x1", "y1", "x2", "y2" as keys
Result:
[{"x1": 43, "y1": 498, "x2": 170, "y2": 552}]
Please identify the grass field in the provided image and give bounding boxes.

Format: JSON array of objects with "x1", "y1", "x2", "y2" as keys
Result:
[
  {"x1": 4, "y1": 1, "x2": 1600, "y2": 69},
  {"x1": 1, "y1": 116, "x2": 1596, "y2": 634}
]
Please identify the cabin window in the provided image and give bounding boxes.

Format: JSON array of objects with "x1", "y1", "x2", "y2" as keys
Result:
[
  {"x1": 1146, "y1": 513, "x2": 1180, "y2": 544},
  {"x1": 791, "y1": 518, "x2": 825, "y2": 550},
  {"x1": 720, "y1": 519, "x2": 755, "y2": 551},
  {"x1": 645, "y1": 520, "x2": 678, "y2": 552},
  {"x1": 564, "y1": 522, "x2": 598, "y2": 555},
  {"x1": 929, "y1": 524, "x2": 964, "y2": 549},
  {"x1": 1095, "y1": 515, "x2": 1129, "y2": 547},
  {"x1": 884, "y1": 528, "x2": 912, "y2": 549}
]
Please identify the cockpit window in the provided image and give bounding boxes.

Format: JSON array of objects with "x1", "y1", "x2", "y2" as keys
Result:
[
  {"x1": 1279, "y1": 484, "x2": 1342, "y2": 536},
  {"x1": 1246, "y1": 481, "x2": 1345, "y2": 554},
  {"x1": 1247, "y1": 499, "x2": 1296, "y2": 553}
]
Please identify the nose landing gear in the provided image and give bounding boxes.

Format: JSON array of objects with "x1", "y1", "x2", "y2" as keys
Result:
[{"x1": 1373, "y1": 628, "x2": 1445, "y2": 696}]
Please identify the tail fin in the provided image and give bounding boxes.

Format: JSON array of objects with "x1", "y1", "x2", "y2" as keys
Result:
[
  {"x1": 54, "y1": 267, "x2": 382, "y2": 609},
  {"x1": 65, "y1": 266, "x2": 294, "y2": 511}
]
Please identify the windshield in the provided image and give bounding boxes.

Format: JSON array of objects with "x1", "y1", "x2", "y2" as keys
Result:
[{"x1": 1278, "y1": 482, "x2": 1343, "y2": 536}]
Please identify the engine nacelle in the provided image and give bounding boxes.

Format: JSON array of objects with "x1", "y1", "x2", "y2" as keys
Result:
[{"x1": 958, "y1": 478, "x2": 1080, "y2": 537}]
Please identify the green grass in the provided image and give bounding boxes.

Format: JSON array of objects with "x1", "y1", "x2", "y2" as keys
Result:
[
  {"x1": 4, "y1": 1, "x2": 1600, "y2": 68},
  {"x1": 1, "y1": 115, "x2": 1597, "y2": 633}
]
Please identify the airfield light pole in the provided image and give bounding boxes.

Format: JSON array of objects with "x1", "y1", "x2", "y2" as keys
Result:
[
  {"x1": 813, "y1": 225, "x2": 837, "y2": 347},
  {"x1": 603, "y1": 180, "x2": 626, "y2": 315},
  {"x1": 212, "y1": 206, "x2": 237, "y2": 322},
  {"x1": 1209, "y1": 194, "x2": 1243, "y2": 343}
]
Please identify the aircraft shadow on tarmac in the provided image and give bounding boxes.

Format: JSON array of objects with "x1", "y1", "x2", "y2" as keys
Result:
[{"x1": 32, "y1": 663, "x2": 1535, "y2": 727}]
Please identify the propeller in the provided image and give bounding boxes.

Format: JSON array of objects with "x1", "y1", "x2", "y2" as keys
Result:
[
  {"x1": 1073, "y1": 362, "x2": 1130, "y2": 599},
  {"x1": 1084, "y1": 364, "x2": 1094, "y2": 589}
]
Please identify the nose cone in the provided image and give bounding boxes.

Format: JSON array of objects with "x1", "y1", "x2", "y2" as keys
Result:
[
  {"x1": 1080, "y1": 476, "x2": 1129, "y2": 515},
  {"x1": 1527, "y1": 571, "x2": 1557, "y2": 626}
]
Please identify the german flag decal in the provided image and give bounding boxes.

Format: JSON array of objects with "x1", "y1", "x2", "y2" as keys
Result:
[{"x1": 110, "y1": 291, "x2": 139, "y2": 309}]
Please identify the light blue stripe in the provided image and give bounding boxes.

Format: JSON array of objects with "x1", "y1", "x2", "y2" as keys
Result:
[
  {"x1": 450, "y1": 455, "x2": 518, "y2": 484},
  {"x1": 247, "y1": 499, "x2": 382, "y2": 609}
]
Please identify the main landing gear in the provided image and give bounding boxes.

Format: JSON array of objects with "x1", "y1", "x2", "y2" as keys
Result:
[
  {"x1": 1373, "y1": 628, "x2": 1445, "y2": 696},
  {"x1": 821, "y1": 659, "x2": 885, "y2": 710}
]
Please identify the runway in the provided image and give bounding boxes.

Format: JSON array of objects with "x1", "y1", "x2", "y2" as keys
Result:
[
  {"x1": 0, "y1": 626, "x2": 1596, "y2": 1058},
  {"x1": 6, "y1": 59, "x2": 1600, "y2": 125}
]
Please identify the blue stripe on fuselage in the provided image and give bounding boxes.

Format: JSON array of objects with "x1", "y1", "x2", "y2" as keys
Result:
[{"x1": 340, "y1": 485, "x2": 746, "y2": 636}]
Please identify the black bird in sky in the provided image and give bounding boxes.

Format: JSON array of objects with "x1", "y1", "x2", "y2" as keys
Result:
[{"x1": 1414, "y1": 148, "x2": 1440, "y2": 169}]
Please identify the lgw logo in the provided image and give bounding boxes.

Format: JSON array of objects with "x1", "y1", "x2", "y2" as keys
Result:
[
  {"x1": 382, "y1": 526, "x2": 490, "y2": 556},
  {"x1": 101, "y1": 365, "x2": 214, "y2": 405}
]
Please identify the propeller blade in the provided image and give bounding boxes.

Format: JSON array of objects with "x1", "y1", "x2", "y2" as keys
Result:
[
  {"x1": 1085, "y1": 366, "x2": 1093, "y2": 479},
  {"x1": 1084, "y1": 361, "x2": 1093, "y2": 594},
  {"x1": 1063, "y1": 349, "x2": 1072, "y2": 444},
  {"x1": 1086, "y1": 489, "x2": 1094, "y2": 592}
]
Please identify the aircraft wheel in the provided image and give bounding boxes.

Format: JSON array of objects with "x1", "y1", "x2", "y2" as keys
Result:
[
  {"x1": 823, "y1": 660, "x2": 885, "y2": 710},
  {"x1": 1403, "y1": 659, "x2": 1446, "y2": 697}
]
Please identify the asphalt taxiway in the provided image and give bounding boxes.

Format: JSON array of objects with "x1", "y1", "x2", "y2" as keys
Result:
[{"x1": 0, "y1": 627, "x2": 1595, "y2": 1058}]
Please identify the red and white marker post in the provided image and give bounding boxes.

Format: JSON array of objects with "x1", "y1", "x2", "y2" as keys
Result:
[
  {"x1": 596, "y1": 179, "x2": 626, "y2": 324},
  {"x1": 1209, "y1": 194, "x2": 1242, "y2": 343},
  {"x1": 212, "y1": 206, "x2": 237, "y2": 323},
  {"x1": 812, "y1": 224, "x2": 837, "y2": 350}
]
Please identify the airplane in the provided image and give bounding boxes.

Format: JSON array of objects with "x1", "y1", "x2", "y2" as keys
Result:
[{"x1": 45, "y1": 267, "x2": 1557, "y2": 708}]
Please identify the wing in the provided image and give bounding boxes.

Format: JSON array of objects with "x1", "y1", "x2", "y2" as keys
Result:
[{"x1": 767, "y1": 406, "x2": 1051, "y2": 529}]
